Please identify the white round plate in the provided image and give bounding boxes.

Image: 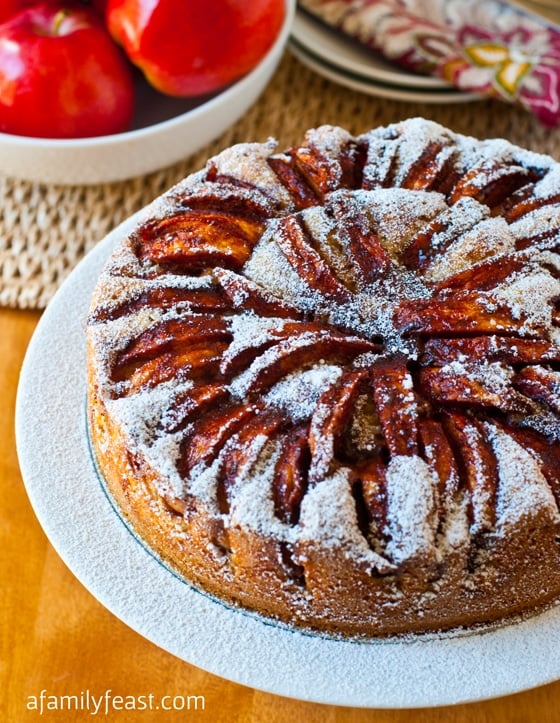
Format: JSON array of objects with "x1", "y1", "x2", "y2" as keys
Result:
[
  {"x1": 0, "y1": 1, "x2": 294, "y2": 186},
  {"x1": 15, "y1": 212, "x2": 560, "y2": 709},
  {"x1": 290, "y1": 42, "x2": 479, "y2": 104},
  {"x1": 292, "y1": 8, "x2": 450, "y2": 89}
]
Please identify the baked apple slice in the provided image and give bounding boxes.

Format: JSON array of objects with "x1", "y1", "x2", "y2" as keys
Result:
[
  {"x1": 371, "y1": 356, "x2": 418, "y2": 457},
  {"x1": 232, "y1": 330, "x2": 378, "y2": 397},
  {"x1": 113, "y1": 316, "x2": 231, "y2": 377},
  {"x1": 431, "y1": 253, "x2": 527, "y2": 292},
  {"x1": 272, "y1": 425, "x2": 310, "y2": 525},
  {"x1": 221, "y1": 320, "x2": 349, "y2": 377},
  {"x1": 401, "y1": 196, "x2": 488, "y2": 271},
  {"x1": 442, "y1": 411, "x2": 498, "y2": 533},
  {"x1": 421, "y1": 335, "x2": 560, "y2": 366},
  {"x1": 161, "y1": 383, "x2": 230, "y2": 434},
  {"x1": 218, "y1": 410, "x2": 286, "y2": 514},
  {"x1": 267, "y1": 155, "x2": 321, "y2": 209},
  {"x1": 181, "y1": 403, "x2": 260, "y2": 477},
  {"x1": 400, "y1": 140, "x2": 448, "y2": 191},
  {"x1": 501, "y1": 186, "x2": 560, "y2": 222},
  {"x1": 135, "y1": 209, "x2": 265, "y2": 271},
  {"x1": 418, "y1": 418, "x2": 460, "y2": 497},
  {"x1": 124, "y1": 344, "x2": 226, "y2": 394},
  {"x1": 418, "y1": 363, "x2": 535, "y2": 414},
  {"x1": 449, "y1": 159, "x2": 540, "y2": 208},
  {"x1": 89, "y1": 280, "x2": 231, "y2": 323},
  {"x1": 329, "y1": 193, "x2": 392, "y2": 283},
  {"x1": 308, "y1": 370, "x2": 368, "y2": 482},
  {"x1": 275, "y1": 216, "x2": 352, "y2": 303},
  {"x1": 291, "y1": 143, "x2": 348, "y2": 198},
  {"x1": 213, "y1": 268, "x2": 301, "y2": 319},
  {"x1": 395, "y1": 291, "x2": 539, "y2": 337},
  {"x1": 355, "y1": 458, "x2": 388, "y2": 535},
  {"x1": 514, "y1": 366, "x2": 560, "y2": 414}
]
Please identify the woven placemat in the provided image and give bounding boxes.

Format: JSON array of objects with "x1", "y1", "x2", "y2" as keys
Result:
[{"x1": 2, "y1": 49, "x2": 560, "y2": 310}]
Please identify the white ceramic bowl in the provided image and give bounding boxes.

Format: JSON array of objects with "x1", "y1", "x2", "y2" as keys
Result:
[{"x1": 0, "y1": 0, "x2": 294, "y2": 186}]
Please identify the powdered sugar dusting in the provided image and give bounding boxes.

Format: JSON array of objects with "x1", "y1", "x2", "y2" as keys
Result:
[
  {"x1": 229, "y1": 440, "x2": 294, "y2": 540},
  {"x1": 424, "y1": 217, "x2": 515, "y2": 283},
  {"x1": 244, "y1": 222, "x2": 321, "y2": 311},
  {"x1": 106, "y1": 379, "x2": 191, "y2": 497},
  {"x1": 299, "y1": 468, "x2": 395, "y2": 574},
  {"x1": 486, "y1": 424, "x2": 560, "y2": 529},
  {"x1": 207, "y1": 139, "x2": 294, "y2": 210},
  {"x1": 384, "y1": 455, "x2": 439, "y2": 565},
  {"x1": 438, "y1": 494, "x2": 470, "y2": 554},
  {"x1": 264, "y1": 364, "x2": 343, "y2": 422},
  {"x1": 509, "y1": 204, "x2": 560, "y2": 243},
  {"x1": 495, "y1": 269, "x2": 560, "y2": 333},
  {"x1": 350, "y1": 188, "x2": 447, "y2": 257}
]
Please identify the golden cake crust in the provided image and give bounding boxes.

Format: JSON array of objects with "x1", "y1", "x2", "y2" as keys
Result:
[{"x1": 87, "y1": 118, "x2": 560, "y2": 638}]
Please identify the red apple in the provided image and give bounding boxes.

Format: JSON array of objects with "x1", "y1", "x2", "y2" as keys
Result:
[
  {"x1": 88, "y1": 0, "x2": 108, "y2": 15},
  {"x1": 0, "y1": 1, "x2": 110, "y2": 24},
  {"x1": 0, "y1": 2, "x2": 135, "y2": 138},
  {"x1": 107, "y1": 0, "x2": 285, "y2": 97},
  {"x1": 0, "y1": 1, "x2": 36, "y2": 24}
]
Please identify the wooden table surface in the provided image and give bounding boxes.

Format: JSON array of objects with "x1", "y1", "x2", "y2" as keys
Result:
[{"x1": 2, "y1": 304, "x2": 560, "y2": 723}]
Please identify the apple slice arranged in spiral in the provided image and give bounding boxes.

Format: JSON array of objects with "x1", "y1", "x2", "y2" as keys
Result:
[
  {"x1": 233, "y1": 330, "x2": 379, "y2": 397},
  {"x1": 308, "y1": 370, "x2": 368, "y2": 483},
  {"x1": 430, "y1": 253, "x2": 528, "y2": 293},
  {"x1": 371, "y1": 356, "x2": 418, "y2": 457},
  {"x1": 442, "y1": 411, "x2": 498, "y2": 533},
  {"x1": 267, "y1": 155, "x2": 322, "y2": 210},
  {"x1": 421, "y1": 336, "x2": 560, "y2": 366},
  {"x1": 400, "y1": 140, "x2": 449, "y2": 191},
  {"x1": 221, "y1": 320, "x2": 350, "y2": 377},
  {"x1": 135, "y1": 209, "x2": 266, "y2": 272},
  {"x1": 395, "y1": 291, "x2": 539, "y2": 337},
  {"x1": 329, "y1": 193, "x2": 392, "y2": 284},
  {"x1": 112, "y1": 316, "x2": 232, "y2": 394},
  {"x1": 418, "y1": 418, "x2": 460, "y2": 497},
  {"x1": 114, "y1": 317, "x2": 231, "y2": 375},
  {"x1": 272, "y1": 424, "x2": 310, "y2": 525},
  {"x1": 418, "y1": 364, "x2": 535, "y2": 414},
  {"x1": 181, "y1": 403, "x2": 260, "y2": 478},
  {"x1": 501, "y1": 187, "x2": 560, "y2": 222},
  {"x1": 400, "y1": 197, "x2": 488, "y2": 271},
  {"x1": 89, "y1": 281, "x2": 231, "y2": 323},
  {"x1": 161, "y1": 383, "x2": 230, "y2": 434},
  {"x1": 449, "y1": 159, "x2": 540, "y2": 208},
  {"x1": 213, "y1": 268, "x2": 302, "y2": 319},
  {"x1": 275, "y1": 215, "x2": 352, "y2": 303},
  {"x1": 217, "y1": 410, "x2": 286, "y2": 514},
  {"x1": 355, "y1": 458, "x2": 388, "y2": 535},
  {"x1": 514, "y1": 366, "x2": 560, "y2": 414}
]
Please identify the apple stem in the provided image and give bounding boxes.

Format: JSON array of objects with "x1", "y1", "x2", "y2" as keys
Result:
[{"x1": 53, "y1": 9, "x2": 71, "y2": 35}]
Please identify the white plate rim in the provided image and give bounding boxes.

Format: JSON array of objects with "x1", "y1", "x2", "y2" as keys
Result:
[
  {"x1": 290, "y1": 42, "x2": 479, "y2": 104},
  {"x1": 292, "y1": 8, "x2": 450, "y2": 89},
  {"x1": 14, "y1": 211, "x2": 560, "y2": 709}
]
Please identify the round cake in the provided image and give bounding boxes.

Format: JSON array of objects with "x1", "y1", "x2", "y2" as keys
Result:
[{"x1": 87, "y1": 118, "x2": 560, "y2": 638}]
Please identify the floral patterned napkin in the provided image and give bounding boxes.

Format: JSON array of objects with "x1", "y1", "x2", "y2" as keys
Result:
[{"x1": 299, "y1": 0, "x2": 560, "y2": 126}]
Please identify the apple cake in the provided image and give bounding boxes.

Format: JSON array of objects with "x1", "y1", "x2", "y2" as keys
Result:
[{"x1": 87, "y1": 118, "x2": 560, "y2": 638}]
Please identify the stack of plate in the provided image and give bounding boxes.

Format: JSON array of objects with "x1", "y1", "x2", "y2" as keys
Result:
[
  {"x1": 505, "y1": 0, "x2": 560, "y2": 28},
  {"x1": 290, "y1": 9, "x2": 478, "y2": 103}
]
